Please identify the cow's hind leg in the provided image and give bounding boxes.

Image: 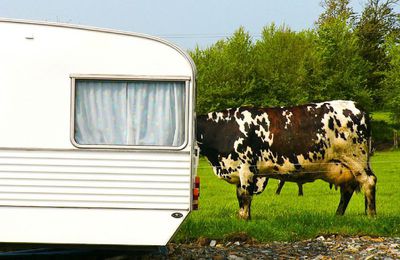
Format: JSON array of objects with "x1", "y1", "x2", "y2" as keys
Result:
[
  {"x1": 350, "y1": 164, "x2": 377, "y2": 216},
  {"x1": 236, "y1": 185, "x2": 253, "y2": 220},
  {"x1": 275, "y1": 180, "x2": 285, "y2": 195},
  {"x1": 276, "y1": 181, "x2": 304, "y2": 196},
  {"x1": 297, "y1": 183, "x2": 304, "y2": 196},
  {"x1": 331, "y1": 158, "x2": 377, "y2": 216},
  {"x1": 363, "y1": 167, "x2": 377, "y2": 216},
  {"x1": 336, "y1": 185, "x2": 354, "y2": 215}
]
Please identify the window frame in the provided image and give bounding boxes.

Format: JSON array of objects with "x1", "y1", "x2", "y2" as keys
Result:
[{"x1": 70, "y1": 74, "x2": 190, "y2": 150}]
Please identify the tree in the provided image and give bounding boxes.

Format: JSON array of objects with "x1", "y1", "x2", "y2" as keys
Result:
[
  {"x1": 317, "y1": 0, "x2": 355, "y2": 26},
  {"x1": 190, "y1": 27, "x2": 255, "y2": 113},
  {"x1": 383, "y1": 36, "x2": 400, "y2": 123},
  {"x1": 315, "y1": 0, "x2": 372, "y2": 108},
  {"x1": 190, "y1": 0, "x2": 400, "y2": 113},
  {"x1": 355, "y1": 0, "x2": 400, "y2": 108},
  {"x1": 252, "y1": 24, "x2": 318, "y2": 106}
]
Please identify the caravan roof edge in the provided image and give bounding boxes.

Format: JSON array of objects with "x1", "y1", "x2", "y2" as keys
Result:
[{"x1": 0, "y1": 17, "x2": 197, "y2": 77}]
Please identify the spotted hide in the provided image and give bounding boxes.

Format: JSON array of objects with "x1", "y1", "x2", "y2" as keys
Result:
[{"x1": 197, "y1": 100, "x2": 377, "y2": 220}]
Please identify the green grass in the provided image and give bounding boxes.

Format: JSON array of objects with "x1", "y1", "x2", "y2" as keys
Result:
[
  {"x1": 371, "y1": 111, "x2": 393, "y2": 124},
  {"x1": 174, "y1": 150, "x2": 400, "y2": 242}
]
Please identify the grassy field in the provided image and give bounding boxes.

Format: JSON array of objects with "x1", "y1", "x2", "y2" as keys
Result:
[
  {"x1": 174, "y1": 150, "x2": 400, "y2": 242},
  {"x1": 371, "y1": 112, "x2": 393, "y2": 123}
]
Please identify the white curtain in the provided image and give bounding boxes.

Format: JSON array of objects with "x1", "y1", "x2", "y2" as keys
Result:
[{"x1": 75, "y1": 80, "x2": 186, "y2": 146}]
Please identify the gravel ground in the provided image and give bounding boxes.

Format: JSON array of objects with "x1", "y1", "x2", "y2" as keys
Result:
[
  {"x1": 0, "y1": 235, "x2": 398, "y2": 259},
  {"x1": 165, "y1": 235, "x2": 400, "y2": 260}
]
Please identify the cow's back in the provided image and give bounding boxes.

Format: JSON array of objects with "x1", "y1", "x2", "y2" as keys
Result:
[
  {"x1": 197, "y1": 100, "x2": 370, "y2": 184},
  {"x1": 256, "y1": 101, "x2": 370, "y2": 184}
]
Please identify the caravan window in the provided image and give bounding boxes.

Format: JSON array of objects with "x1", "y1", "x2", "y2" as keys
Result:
[{"x1": 73, "y1": 79, "x2": 186, "y2": 148}]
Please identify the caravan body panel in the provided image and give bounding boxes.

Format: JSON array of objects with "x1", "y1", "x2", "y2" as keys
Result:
[{"x1": 0, "y1": 19, "x2": 196, "y2": 246}]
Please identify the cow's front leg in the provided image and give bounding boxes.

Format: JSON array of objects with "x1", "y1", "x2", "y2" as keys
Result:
[
  {"x1": 336, "y1": 184, "x2": 354, "y2": 215},
  {"x1": 362, "y1": 168, "x2": 377, "y2": 216},
  {"x1": 236, "y1": 185, "x2": 253, "y2": 220},
  {"x1": 236, "y1": 164, "x2": 255, "y2": 220}
]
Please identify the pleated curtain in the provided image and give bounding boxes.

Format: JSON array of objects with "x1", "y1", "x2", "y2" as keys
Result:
[{"x1": 74, "y1": 80, "x2": 186, "y2": 146}]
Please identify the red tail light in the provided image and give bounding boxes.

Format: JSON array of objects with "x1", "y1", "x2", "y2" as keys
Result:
[
  {"x1": 195, "y1": 176, "x2": 200, "y2": 195},
  {"x1": 192, "y1": 176, "x2": 200, "y2": 210}
]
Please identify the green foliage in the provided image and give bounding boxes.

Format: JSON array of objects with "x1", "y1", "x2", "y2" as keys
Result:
[
  {"x1": 315, "y1": 5, "x2": 372, "y2": 107},
  {"x1": 252, "y1": 25, "x2": 318, "y2": 106},
  {"x1": 371, "y1": 111, "x2": 393, "y2": 122},
  {"x1": 355, "y1": 0, "x2": 400, "y2": 107},
  {"x1": 383, "y1": 36, "x2": 400, "y2": 124},
  {"x1": 191, "y1": 27, "x2": 256, "y2": 114},
  {"x1": 190, "y1": 0, "x2": 400, "y2": 119},
  {"x1": 371, "y1": 120, "x2": 395, "y2": 148},
  {"x1": 174, "y1": 151, "x2": 400, "y2": 242},
  {"x1": 191, "y1": 25, "x2": 324, "y2": 112},
  {"x1": 317, "y1": 0, "x2": 355, "y2": 26}
]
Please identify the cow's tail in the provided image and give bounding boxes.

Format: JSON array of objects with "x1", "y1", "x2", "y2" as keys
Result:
[
  {"x1": 355, "y1": 101, "x2": 374, "y2": 157},
  {"x1": 362, "y1": 108, "x2": 374, "y2": 175},
  {"x1": 365, "y1": 110, "x2": 374, "y2": 157}
]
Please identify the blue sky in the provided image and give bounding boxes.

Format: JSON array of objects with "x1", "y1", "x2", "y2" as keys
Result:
[{"x1": 0, "y1": 0, "x2": 370, "y2": 50}]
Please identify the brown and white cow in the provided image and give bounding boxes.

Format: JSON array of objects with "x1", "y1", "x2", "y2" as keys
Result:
[{"x1": 197, "y1": 100, "x2": 377, "y2": 220}]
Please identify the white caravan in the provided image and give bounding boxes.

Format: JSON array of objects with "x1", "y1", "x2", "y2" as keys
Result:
[{"x1": 0, "y1": 19, "x2": 198, "y2": 247}]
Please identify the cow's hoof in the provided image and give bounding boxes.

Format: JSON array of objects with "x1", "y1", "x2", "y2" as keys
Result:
[
  {"x1": 238, "y1": 215, "x2": 251, "y2": 221},
  {"x1": 238, "y1": 209, "x2": 251, "y2": 220}
]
